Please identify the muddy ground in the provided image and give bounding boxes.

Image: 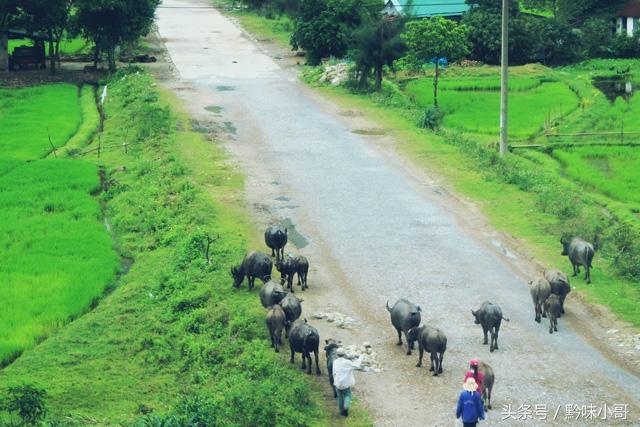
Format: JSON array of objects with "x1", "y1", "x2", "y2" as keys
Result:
[{"x1": 151, "y1": 1, "x2": 640, "y2": 425}]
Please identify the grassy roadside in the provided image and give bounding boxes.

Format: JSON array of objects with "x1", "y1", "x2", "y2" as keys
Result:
[
  {"x1": 0, "y1": 69, "x2": 339, "y2": 425},
  {"x1": 212, "y1": 9, "x2": 639, "y2": 327}
]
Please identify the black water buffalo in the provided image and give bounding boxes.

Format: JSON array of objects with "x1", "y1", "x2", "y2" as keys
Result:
[
  {"x1": 544, "y1": 294, "x2": 562, "y2": 334},
  {"x1": 276, "y1": 255, "x2": 297, "y2": 292},
  {"x1": 289, "y1": 319, "x2": 321, "y2": 375},
  {"x1": 529, "y1": 278, "x2": 551, "y2": 323},
  {"x1": 266, "y1": 304, "x2": 286, "y2": 352},
  {"x1": 324, "y1": 338, "x2": 342, "y2": 397},
  {"x1": 561, "y1": 236, "x2": 595, "y2": 284},
  {"x1": 231, "y1": 251, "x2": 272, "y2": 290},
  {"x1": 479, "y1": 361, "x2": 495, "y2": 410},
  {"x1": 259, "y1": 280, "x2": 286, "y2": 308},
  {"x1": 294, "y1": 255, "x2": 309, "y2": 290},
  {"x1": 279, "y1": 292, "x2": 303, "y2": 337},
  {"x1": 407, "y1": 325, "x2": 447, "y2": 376},
  {"x1": 544, "y1": 269, "x2": 571, "y2": 315},
  {"x1": 265, "y1": 226, "x2": 287, "y2": 259},
  {"x1": 472, "y1": 301, "x2": 509, "y2": 352},
  {"x1": 386, "y1": 299, "x2": 422, "y2": 355}
]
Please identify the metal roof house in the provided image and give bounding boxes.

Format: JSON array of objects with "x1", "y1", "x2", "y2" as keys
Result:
[
  {"x1": 383, "y1": 0, "x2": 470, "y2": 19},
  {"x1": 616, "y1": 0, "x2": 640, "y2": 36}
]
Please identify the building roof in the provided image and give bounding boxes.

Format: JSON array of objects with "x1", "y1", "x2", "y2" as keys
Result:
[
  {"x1": 617, "y1": 0, "x2": 640, "y2": 17},
  {"x1": 6, "y1": 29, "x2": 50, "y2": 41},
  {"x1": 384, "y1": 0, "x2": 470, "y2": 18}
]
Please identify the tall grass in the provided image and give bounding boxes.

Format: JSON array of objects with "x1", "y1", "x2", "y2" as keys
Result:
[
  {"x1": 0, "y1": 84, "x2": 82, "y2": 159},
  {"x1": 405, "y1": 78, "x2": 579, "y2": 138},
  {"x1": 0, "y1": 159, "x2": 119, "y2": 364},
  {"x1": 59, "y1": 86, "x2": 100, "y2": 157}
]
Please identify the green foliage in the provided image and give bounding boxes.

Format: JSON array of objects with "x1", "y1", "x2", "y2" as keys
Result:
[
  {"x1": 611, "y1": 32, "x2": 640, "y2": 59},
  {"x1": 581, "y1": 18, "x2": 616, "y2": 58},
  {"x1": 350, "y1": 14, "x2": 406, "y2": 91},
  {"x1": 0, "y1": 84, "x2": 82, "y2": 159},
  {"x1": 403, "y1": 17, "x2": 470, "y2": 67},
  {"x1": 289, "y1": 0, "x2": 377, "y2": 65},
  {"x1": 60, "y1": 85, "x2": 101, "y2": 156},
  {"x1": 607, "y1": 222, "x2": 640, "y2": 280},
  {"x1": 74, "y1": 0, "x2": 160, "y2": 70},
  {"x1": 3, "y1": 384, "x2": 48, "y2": 426},
  {"x1": 419, "y1": 106, "x2": 443, "y2": 130}
]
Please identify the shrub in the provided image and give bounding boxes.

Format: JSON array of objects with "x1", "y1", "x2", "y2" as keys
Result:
[
  {"x1": 608, "y1": 222, "x2": 640, "y2": 280},
  {"x1": 419, "y1": 106, "x2": 444, "y2": 130},
  {"x1": 3, "y1": 385, "x2": 48, "y2": 426}
]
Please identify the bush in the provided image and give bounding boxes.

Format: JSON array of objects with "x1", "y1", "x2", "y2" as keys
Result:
[
  {"x1": 608, "y1": 222, "x2": 640, "y2": 280},
  {"x1": 419, "y1": 106, "x2": 444, "y2": 130},
  {"x1": 3, "y1": 385, "x2": 48, "y2": 426},
  {"x1": 612, "y1": 33, "x2": 640, "y2": 58}
]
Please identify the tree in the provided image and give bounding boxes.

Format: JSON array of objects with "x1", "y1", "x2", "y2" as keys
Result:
[
  {"x1": 20, "y1": 0, "x2": 71, "y2": 74},
  {"x1": 75, "y1": 0, "x2": 159, "y2": 71},
  {"x1": 402, "y1": 17, "x2": 470, "y2": 107},
  {"x1": 289, "y1": 0, "x2": 377, "y2": 65},
  {"x1": 5, "y1": 385, "x2": 48, "y2": 426},
  {"x1": 0, "y1": 0, "x2": 20, "y2": 71},
  {"x1": 350, "y1": 14, "x2": 405, "y2": 91}
]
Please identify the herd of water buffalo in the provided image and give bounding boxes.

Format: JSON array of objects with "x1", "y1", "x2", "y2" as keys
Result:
[{"x1": 230, "y1": 224, "x2": 596, "y2": 410}]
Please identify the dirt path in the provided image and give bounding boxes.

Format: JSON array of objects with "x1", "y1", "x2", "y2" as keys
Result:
[{"x1": 155, "y1": 1, "x2": 640, "y2": 425}]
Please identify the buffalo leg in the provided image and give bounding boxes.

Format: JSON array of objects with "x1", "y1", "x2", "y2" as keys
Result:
[
  {"x1": 535, "y1": 303, "x2": 541, "y2": 323},
  {"x1": 416, "y1": 344, "x2": 424, "y2": 368},
  {"x1": 585, "y1": 265, "x2": 591, "y2": 284},
  {"x1": 493, "y1": 326, "x2": 500, "y2": 351},
  {"x1": 301, "y1": 351, "x2": 307, "y2": 371},
  {"x1": 315, "y1": 350, "x2": 321, "y2": 375},
  {"x1": 248, "y1": 276, "x2": 254, "y2": 291},
  {"x1": 438, "y1": 351, "x2": 444, "y2": 374},
  {"x1": 486, "y1": 387, "x2": 492, "y2": 410},
  {"x1": 428, "y1": 353, "x2": 434, "y2": 372},
  {"x1": 271, "y1": 248, "x2": 276, "y2": 257},
  {"x1": 482, "y1": 326, "x2": 488, "y2": 345},
  {"x1": 288, "y1": 275, "x2": 294, "y2": 293},
  {"x1": 560, "y1": 294, "x2": 566, "y2": 315},
  {"x1": 290, "y1": 347, "x2": 295, "y2": 364},
  {"x1": 572, "y1": 263, "x2": 578, "y2": 277},
  {"x1": 396, "y1": 328, "x2": 403, "y2": 346},
  {"x1": 303, "y1": 273, "x2": 308, "y2": 290},
  {"x1": 542, "y1": 301, "x2": 548, "y2": 318},
  {"x1": 430, "y1": 352, "x2": 438, "y2": 376},
  {"x1": 490, "y1": 328, "x2": 496, "y2": 352},
  {"x1": 404, "y1": 332, "x2": 412, "y2": 355}
]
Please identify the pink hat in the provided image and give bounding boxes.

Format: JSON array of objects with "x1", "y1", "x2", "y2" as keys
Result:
[{"x1": 470, "y1": 359, "x2": 479, "y2": 367}]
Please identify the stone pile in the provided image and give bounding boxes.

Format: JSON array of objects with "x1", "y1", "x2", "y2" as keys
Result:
[{"x1": 319, "y1": 63, "x2": 349, "y2": 86}]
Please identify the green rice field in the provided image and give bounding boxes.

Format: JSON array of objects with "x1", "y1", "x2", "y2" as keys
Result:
[
  {"x1": 553, "y1": 146, "x2": 640, "y2": 205},
  {"x1": 405, "y1": 77, "x2": 579, "y2": 138},
  {"x1": 0, "y1": 84, "x2": 118, "y2": 365},
  {"x1": 0, "y1": 84, "x2": 82, "y2": 159}
]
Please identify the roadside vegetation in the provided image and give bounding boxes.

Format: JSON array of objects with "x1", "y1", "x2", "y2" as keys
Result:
[
  {"x1": 219, "y1": 0, "x2": 640, "y2": 326},
  {"x1": 0, "y1": 68, "x2": 338, "y2": 426}
]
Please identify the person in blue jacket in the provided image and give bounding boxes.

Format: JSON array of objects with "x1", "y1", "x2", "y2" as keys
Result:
[{"x1": 456, "y1": 377, "x2": 486, "y2": 427}]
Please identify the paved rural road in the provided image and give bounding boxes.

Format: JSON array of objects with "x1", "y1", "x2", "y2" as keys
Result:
[{"x1": 156, "y1": 1, "x2": 640, "y2": 425}]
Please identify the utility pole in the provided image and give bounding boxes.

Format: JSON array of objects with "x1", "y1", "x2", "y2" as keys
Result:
[{"x1": 499, "y1": 0, "x2": 509, "y2": 156}]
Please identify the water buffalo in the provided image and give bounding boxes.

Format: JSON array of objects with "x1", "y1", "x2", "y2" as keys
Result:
[
  {"x1": 259, "y1": 280, "x2": 286, "y2": 308},
  {"x1": 472, "y1": 301, "x2": 509, "y2": 352},
  {"x1": 294, "y1": 255, "x2": 309, "y2": 290},
  {"x1": 386, "y1": 299, "x2": 422, "y2": 355},
  {"x1": 230, "y1": 251, "x2": 272, "y2": 290},
  {"x1": 544, "y1": 269, "x2": 571, "y2": 315},
  {"x1": 289, "y1": 319, "x2": 321, "y2": 375},
  {"x1": 265, "y1": 225, "x2": 287, "y2": 259},
  {"x1": 324, "y1": 338, "x2": 342, "y2": 397},
  {"x1": 529, "y1": 278, "x2": 551, "y2": 323},
  {"x1": 275, "y1": 255, "x2": 297, "y2": 292},
  {"x1": 561, "y1": 236, "x2": 595, "y2": 284},
  {"x1": 279, "y1": 292, "x2": 303, "y2": 337},
  {"x1": 407, "y1": 325, "x2": 447, "y2": 376},
  {"x1": 544, "y1": 294, "x2": 562, "y2": 334},
  {"x1": 478, "y1": 361, "x2": 495, "y2": 410},
  {"x1": 266, "y1": 305, "x2": 286, "y2": 352}
]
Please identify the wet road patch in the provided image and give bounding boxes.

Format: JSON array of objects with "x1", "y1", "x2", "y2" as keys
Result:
[{"x1": 279, "y1": 217, "x2": 309, "y2": 248}]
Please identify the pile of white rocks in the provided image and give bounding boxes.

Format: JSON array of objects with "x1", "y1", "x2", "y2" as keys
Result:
[
  {"x1": 312, "y1": 311, "x2": 356, "y2": 329},
  {"x1": 344, "y1": 342, "x2": 383, "y2": 372},
  {"x1": 319, "y1": 63, "x2": 349, "y2": 86}
]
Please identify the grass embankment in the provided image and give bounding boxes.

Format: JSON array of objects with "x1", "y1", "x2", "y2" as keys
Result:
[
  {"x1": 0, "y1": 84, "x2": 82, "y2": 159},
  {"x1": 0, "y1": 83, "x2": 118, "y2": 366},
  {"x1": 59, "y1": 86, "x2": 101, "y2": 157},
  {"x1": 0, "y1": 69, "x2": 337, "y2": 426}
]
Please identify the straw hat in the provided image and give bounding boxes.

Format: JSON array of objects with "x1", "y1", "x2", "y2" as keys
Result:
[
  {"x1": 336, "y1": 347, "x2": 346, "y2": 357},
  {"x1": 463, "y1": 377, "x2": 478, "y2": 392}
]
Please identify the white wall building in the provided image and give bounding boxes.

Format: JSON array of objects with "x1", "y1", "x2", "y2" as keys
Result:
[{"x1": 616, "y1": 0, "x2": 640, "y2": 36}]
